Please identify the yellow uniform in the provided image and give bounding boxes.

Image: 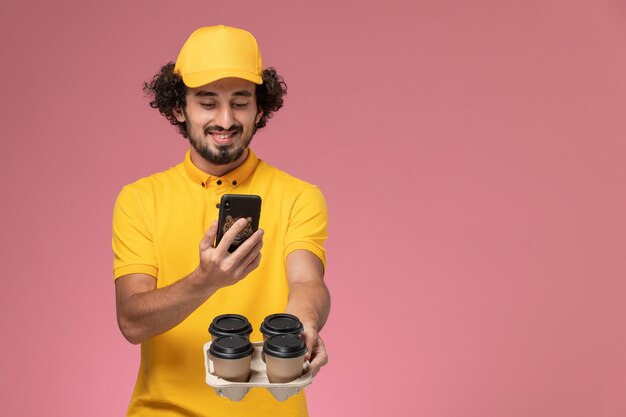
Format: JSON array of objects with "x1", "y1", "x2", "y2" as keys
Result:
[{"x1": 112, "y1": 149, "x2": 327, "y2": 417}]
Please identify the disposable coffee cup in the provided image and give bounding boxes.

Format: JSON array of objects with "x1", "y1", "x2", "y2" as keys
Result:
[
  {"x1": 263, "y1": 334, "x2": 308, "y2": 383},
  {"x1": 260, "y1": 313, "x2": 304, "y2": 340},
  {"x1": 209, "y1": 336, "x2": 254, "y2": 382},
  {"x1": 260, "y1": 314, "x2": 304, "y2": 362},
  {"x1": 209, "y1": 314, "x2": 253, "y2": 341}
]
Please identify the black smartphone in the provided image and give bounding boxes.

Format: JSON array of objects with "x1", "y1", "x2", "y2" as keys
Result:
[{"x1": 215, "y1": 194, "x2": 262, "y2": 253}]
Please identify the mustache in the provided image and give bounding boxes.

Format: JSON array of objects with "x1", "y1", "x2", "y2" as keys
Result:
[{"x1": 204, "y1": 124, "x2": 244, "y2": 136}]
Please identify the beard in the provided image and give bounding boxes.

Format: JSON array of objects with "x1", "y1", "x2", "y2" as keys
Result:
[{"x1": 187, "y1": 122, "x2": 256, "y2": 165}]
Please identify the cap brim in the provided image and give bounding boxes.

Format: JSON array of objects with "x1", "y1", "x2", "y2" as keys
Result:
[{"x1": 181, "y1": 69, "x2": 263, "y2": 87}]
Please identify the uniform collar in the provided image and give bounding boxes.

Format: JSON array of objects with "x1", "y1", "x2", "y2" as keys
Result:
[{"x1": 183, "y1": 148, "x2": 259, "y2": 189}]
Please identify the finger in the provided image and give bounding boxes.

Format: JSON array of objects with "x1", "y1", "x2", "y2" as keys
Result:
[
  {"x1": 236, "y1": 229, "x2": 264, "y2": 265},
  {"x1": 201, "y1": 221, "x2": 218, "y2": 250},
  {"x1": 239, "y1": 248, "x2": 262, "y2": 276},
  {"x1": 228, "y1": 228, "x2": 264, "y2": 263},
  {"x1": 241, "y1": 228, "x2": 264, "y2": 251},
  {"x1": 308, "y1": 350, "x2": 327, "y2": 377},
  {"x1": 299, "y1": 328, "x2": 316, "y2": 362},
  {"x1": 215, "y1": 218, "x2": 250, "y2": 256},
  {"x1": 240, "y1": 251, "x2": 262, "y2": 277},
  {"x1": 309, "y1": 337, "x2": 328, "y2": 377}
]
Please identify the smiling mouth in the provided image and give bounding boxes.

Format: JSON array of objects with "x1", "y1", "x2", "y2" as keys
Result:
[{"x1": 209, "y1": 130, "x2": 238, "y2": 144}]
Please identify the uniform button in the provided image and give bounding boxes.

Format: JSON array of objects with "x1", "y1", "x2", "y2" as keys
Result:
[
  {"x1": 232, "y1": 180, "x2": 237, "y2": 186},
  {"x1": 217, "y1": 180, "x2": 222, "y2": 185}
]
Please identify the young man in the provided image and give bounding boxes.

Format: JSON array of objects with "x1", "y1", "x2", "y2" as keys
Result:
[{"x1": 112, "y1": 25, "x2": 330, "y2": 417}]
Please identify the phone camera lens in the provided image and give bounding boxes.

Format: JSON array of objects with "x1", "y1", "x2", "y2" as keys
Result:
[{"x1": 224, "y1": 201, "x2": 231, "y2": 209}]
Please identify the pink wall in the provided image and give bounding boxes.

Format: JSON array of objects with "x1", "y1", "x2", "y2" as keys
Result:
[{"x1": 1, "y1": 0, "x2": 625, "y2": 415}]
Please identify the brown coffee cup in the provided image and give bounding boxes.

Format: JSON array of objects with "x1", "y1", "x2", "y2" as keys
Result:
[
  {"x1": 260, "y1": 314, "x2": 304, "y2": 362},
  {"x1": 208, "y1": 314, "x2": 253, "y2": 341},
  {"x1": 260, "y1": 313, "x2": 304, "y2": 340},
  {"x1": 209, "y1": 336, "x2": 254, "y2": 382},
  {"x1": 263, "y1": 334, "x2": 308, "y2": 383}
]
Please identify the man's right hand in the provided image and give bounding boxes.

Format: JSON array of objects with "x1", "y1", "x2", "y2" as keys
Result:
[
  {"x1": 196, "y1": 218, "x2": 264, "y2": 290},
  {"x1": 115, "y1": 218, "x2": 263, "y2": 344}
]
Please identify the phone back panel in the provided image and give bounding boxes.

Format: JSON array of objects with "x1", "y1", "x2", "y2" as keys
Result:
[{"x1": 216, "y1": 194, "x2": 262, "y2": 253}]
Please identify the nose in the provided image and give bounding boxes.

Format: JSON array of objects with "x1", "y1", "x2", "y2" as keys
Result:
[{"x1": 215, "y1": 106, "x2": 235, "y2": 130}]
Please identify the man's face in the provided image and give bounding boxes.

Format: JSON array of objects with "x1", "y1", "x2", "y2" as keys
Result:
[{"x1": 175, "y1": 77, "x2": 263, "y2": 165}]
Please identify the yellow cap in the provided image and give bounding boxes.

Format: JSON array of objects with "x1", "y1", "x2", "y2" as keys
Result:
[{"x1": 174, "y1": 25, "x2": 263, "y2": 87}]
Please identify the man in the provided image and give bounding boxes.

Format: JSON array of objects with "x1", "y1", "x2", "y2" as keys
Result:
[{"x1": 112, "y1": 25, "x2": 330, "y2": 417}]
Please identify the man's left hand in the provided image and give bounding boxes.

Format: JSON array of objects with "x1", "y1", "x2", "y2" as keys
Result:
[{"x1": 301, "y1": 327, "x2": 328, "y2": 377}]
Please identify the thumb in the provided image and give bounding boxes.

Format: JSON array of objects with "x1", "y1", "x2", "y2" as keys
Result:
[
  {"x1": 200, "y1": 221, "x2": 218, "y2": 250},
  {"x1": 301, "y1": 330, "x2": 316, "y2": 362}
]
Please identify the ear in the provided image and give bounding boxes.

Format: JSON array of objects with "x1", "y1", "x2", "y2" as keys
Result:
[
  {"x1": 255, "y1": 108, "x2": 264, "y2": 125},
  {"x1": 173, "y1": 107, "x2": 185, "y2": 123}
]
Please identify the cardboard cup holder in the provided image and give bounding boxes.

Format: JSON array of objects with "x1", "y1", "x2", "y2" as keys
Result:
[{"x1": 204, "y1": 341, "x2": 312, "y2": 401}]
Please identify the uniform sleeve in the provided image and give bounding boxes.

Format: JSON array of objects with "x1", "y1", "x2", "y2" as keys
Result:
[
  {"x1": 283, "y1": 185, "x2": 328, "y2": 269},
  {"x1": 112, "y1": 185, "x2": 158, "y2": 280}
]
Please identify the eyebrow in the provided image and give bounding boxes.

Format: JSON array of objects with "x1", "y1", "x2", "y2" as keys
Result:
[
  {"x1": 194, "y1": 91, "x2": 217, "y2": 97},
  {"x1": 193, "y1": 90, "x2": 253, "y2": 97}
]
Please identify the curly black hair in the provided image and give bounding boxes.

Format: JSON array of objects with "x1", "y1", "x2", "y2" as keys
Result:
[{"x1": 143, "y1": 62, "x2": 287, "y2": 138}]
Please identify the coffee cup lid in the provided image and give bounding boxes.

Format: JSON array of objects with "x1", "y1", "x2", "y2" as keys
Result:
[
  {"x1": 209, "y1": 336, "x2": 254, "y2": 359},
  {"x1": 209, "y1": 314, "x2": 253, "y2": 338},
  {"x1": 263, "y1": 334, "x2": 307, "y2": 359},
  {"x1": 260, "y1": 313, "x2": 304, "y2": 337}
]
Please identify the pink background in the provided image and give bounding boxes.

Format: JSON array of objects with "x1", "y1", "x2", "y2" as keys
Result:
[{"x1": 1, "y1": 0, "x2": 625, "y2": 415}]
